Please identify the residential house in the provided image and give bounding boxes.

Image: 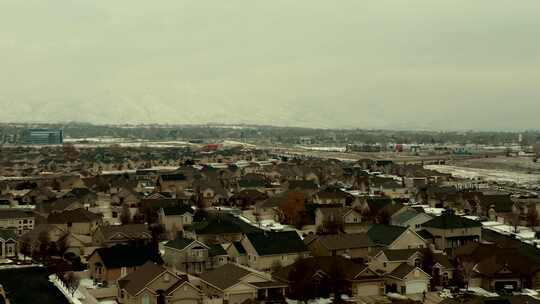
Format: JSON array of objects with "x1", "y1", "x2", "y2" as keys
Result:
[
  {"x1": 183, "y1": 213, "x2": 262, "y2": 244},
  {"x1": 92, "y1": 224, "x2": 152, "y2": 247},
  {"x1": 0, "y1": 229, "x2": 18, "y2": 259},
  {"x1": 274, "y1": 256, "x2": 385, "y2": 297},
  {"x1": 313, "y1": 187, "x2": 353, "y2": 205},
  {"x1": 162, "y1": 237, "x2": 228, "y2": 274},
  {"x1": 47, "y1": 208, "x2": 102, "y2": 235},
  {"x1": 88, "y1": 244, "x2": 163, "y2": 285},
  {"x1": 367, "y1": 224, "x2": 427, "y2": 250},
  {"x1": 117, "y1": 261, "x2": 201, "y2": 304},
  {"x1": 63, "y1": 187, "x2": 98, "y2": 205},
  {"x1": 369, "y1": 249, "x2": 423, "y2": 274},
  {"x1": 314, "y1": 207, "x2": 364, "y2": 233},
  {"x1": 226, "y1": 242, "x2": 248, "y2": 265},
  {"x1": 20, "y1": 188, "x2": 56, "y2": 205},
  {"x1": 199, "y1": 263, "x2": 287, "y2": 304},
  {"x1": 432, "y1": 253, "x2": 455, "y2": 287},
  {"x1": 158, "y1": 205, "x2": 194, "y2": 237},
  {"x1": 229, "y1": 190, "x2": 268, "y2": 209},
  {"x1": 454, "y1": 241, "x2": 540, "y2": 290},
  {"x1": 0, "y1": 210, "x2": 35, "y2": 236},
  {"x1": 421, "y1": 210, "x2": 482, "y2": 251},
  {"x1": 157, "y1": 174, "x2": 189, "y2": 194},
  {"x1": 391, "y1": 208, "x2": 433, "y2": 231},
  {"x1": 304, "y1": 233, "x2": 378, "y2": 262},
  {"x1": 240, "y1": 231, "x2": 310, "y2": 271},
  {"x1": 385, "y1": 264, "x2": 431, "y2": 295}
]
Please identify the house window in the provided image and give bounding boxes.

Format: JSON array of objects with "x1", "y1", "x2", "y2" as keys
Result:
[
  {"x1": 121, "y1": 267, "x2": 127, "y2": 277},
  {"x1": 400, "y1": 286, "x2": 406, "y2": 295},
  {"x1": 142, "y1": 293, "x2": 150, "y2": 304},
  {"x1": 442, "y1": 272, "x2": 449, "y2": 284},
  {"x1": 383, "y1": 262, "x2": 387, "y2": 268}
]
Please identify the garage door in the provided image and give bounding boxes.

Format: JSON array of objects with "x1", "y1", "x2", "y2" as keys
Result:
[
  {"x1": 357, "y1": 283, "x2": 380, "y2": 296},
  {"x1": 229, "y1": 293, "x2": 254, "y2": 304},
  {"x1": 406, "y1": 281, "x2": 427, "y2": 294}
]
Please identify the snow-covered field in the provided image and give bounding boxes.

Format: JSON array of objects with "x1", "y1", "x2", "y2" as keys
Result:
[{"x1": 426, "y1": 164, "x2": 540, "y2": 187}]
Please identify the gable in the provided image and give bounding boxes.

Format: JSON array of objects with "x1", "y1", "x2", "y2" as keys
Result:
[
  {"x1": 227, "y1": 281, "x2": 258, "y2": 293},
  {"x1": 169, "y1": 282, "x2": 200, "y2": 299},
  {"x1": 354, "y1": 267, "x2": 380, "y2": 279},
  {"x1": 241, "y1": 273, "x2": 268, "y2": 284},
  {"x1": 404, "y1": 267, "x2": 430, "y2": 281},
  {"x1": 389, "y1": 229, "x2": 426, "y2": 250}
]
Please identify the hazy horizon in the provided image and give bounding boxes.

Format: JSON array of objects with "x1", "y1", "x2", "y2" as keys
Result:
[{"x1": 1, "y1": 1, "x2": 539, "y2": 130}]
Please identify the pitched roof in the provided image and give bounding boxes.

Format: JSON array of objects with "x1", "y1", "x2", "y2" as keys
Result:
[
  {"x1": 118, "y1": 262, "x2": 168, "y2": 295},
  {"x1": 0, "y1": 209, "x2": 33, "y2": 220},
  {"x1": 274, "y1": 256, "x2": 380, "y2": 283},
  {"x1": 287, "y1": 180, "x2": 318, "y2": 190},
  {"x1": 161, "y1": 205, "x2": 194, "y2": 216},
  {"x1": 388, "y1": 264, "x2": 425, "y2": 280},
  {"x1": 367, "y1": 224, "x2": 407, "y2": 246},
  {"x1": 47, "y1": 208, "x2": 101, "y2": 224},
  {"x1": 381, "y1": 249, "x2": 421, "y2": 261},
  {"x1": 99, "y1": 224, "x2": 151, "y2": 240},
  {"x1": 199, "y1": 263, "x2": 253, "y2": 290},
  {"x1": 310, "y1": 233, "x2": 375, "y2": 250},
  {"x1": 245, "y1": 231, "x2": 308, "y2": 256},
  {"x1": 0, "y1": 229, "x2": 17, "y2": 241},
  {"x1": 208, "y1": 244, "x2": 227, "y2": 257},
  {"x1": 422, "y1": 212, "x2": 481, "y2": 229},
  {"x1": 164, "y1": 237, "x2": 198, "y2": 251},
  {"x1": 91, "y1": 244, "x2": 162, "y2": 268},
  {"x1": 160, "y1": 174, "x2": 187, "y2": 181},
  {"x1": 391, "y1": 209, "x2": 421, "y2": 224},
  {"x1": 232, "y1": 241, "x2": 246, "y2": 254},
  {"x1": 185, "y1": 213, "x2": 262, "y2": 235}
]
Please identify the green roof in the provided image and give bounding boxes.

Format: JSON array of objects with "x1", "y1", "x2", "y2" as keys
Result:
[
  {"x1": 423, "y1": 213, "x2": 482, "y2": 229},
  {"x1": 185, "y1": 213, "x2": 262, "y2": 235},
  {"x1": 0, "y1": 229, "x2": 17, "y2": 241},
  {"x1": 367, "y1": 224, "x2": 407, "y2": 246},
  {"x1": 208, "y1": 244, "x2": 227, "y2": 257},
  {"x1": 162, "y1": 205, "x2": 194, "y2": 216},
  {"x1": 164, "y1": 237, "x2": 195, "y2": 250},
  {"x1": 245, "y1": 231, "x2": 308, "y2": 256}
]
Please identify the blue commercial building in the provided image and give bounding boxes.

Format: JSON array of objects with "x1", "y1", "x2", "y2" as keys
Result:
[{"x1": 22, "y1": 128, "x2": 64, "y2": 145}]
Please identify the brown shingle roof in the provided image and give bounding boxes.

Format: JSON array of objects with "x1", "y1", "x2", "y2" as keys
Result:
[
  {"x1": 311, "y1": 233, "x2": 375, "y2": 250},
  {"x1": 119, "y1": 261, "x2": 167, "y2": 295},
  {"x1": 199, "y1": 263, "x2": 252, "y2": 290}
]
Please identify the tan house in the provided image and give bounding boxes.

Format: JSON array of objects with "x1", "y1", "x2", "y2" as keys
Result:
[
  {"x1": 92, "y1": 224, "x2": 152, "y2": 247},
  {"x1": 88, "y1": 244, "x2": 162, "y2": 285},
  {"x1": 199, "y1": 263, "x2": 287, "y2": 304},
  {"x1": 158, "y1": 205, "x2": 194, "y2": 237},
  {"x1": 240, "y1": 231, "x2": 310, "y2": 271},
  {"x1": 157, "y1": 174, "x2": 189, "y2": 193},
  {"x1": 314, "y1": 207, "x2": 363, "y2": 233},
  {"x1": 47, "y1": 208, "x2": 102, "y2": 235},
  {"x1": 305, "y1": 233, "x2": 378, "y2": 261},
  {"x1": 421, "y1": 210, "x2": 482, "y2": 251},
  {"x1": 0, "y1": 210, "x2": 35, "y2": 236},
  {"x1": 369, "y1": 249, "x2": 423, "y2": 274},
  {"x1": 385, "y1": 264, "x2": 431, "y2": 295},
  {"x1": 118, "y1": 261, "x2": 201, "y2": 304},
  {"x1": 367, "y1": 224, "x2": 427, "y2": 250},
  {"x1": 274, "y1": 256, "x2": 385, "y2": 297},
  {"x1": 0, "y1": 229, "x2": 18, "y2": 259},
  {"x1": 162, "y1": 237, "x2": 228, "y2": 274}
]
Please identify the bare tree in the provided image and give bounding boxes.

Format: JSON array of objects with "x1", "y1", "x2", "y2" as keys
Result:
[
  {"x1": 458, "y1": 258, "x2": 477, "y2": 291},
  {"x1": 527, "y1": 206, "x2": 540, "y2": 228},
  {"x1": 120, "y1": 204, "x2": 131, "y2": 225},
  {"x1": 64, "y1": 272, "x2": 80, "y2": 296}
]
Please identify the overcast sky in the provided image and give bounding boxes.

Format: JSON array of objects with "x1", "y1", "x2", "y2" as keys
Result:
[{"x1": 1, "y1": 1, "x2": 539, "y2": 130}]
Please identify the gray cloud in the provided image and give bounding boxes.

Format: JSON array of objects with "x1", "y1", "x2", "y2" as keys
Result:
[{"x1": 0, "y1": 0, "x2": 539, "y2": 130}]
